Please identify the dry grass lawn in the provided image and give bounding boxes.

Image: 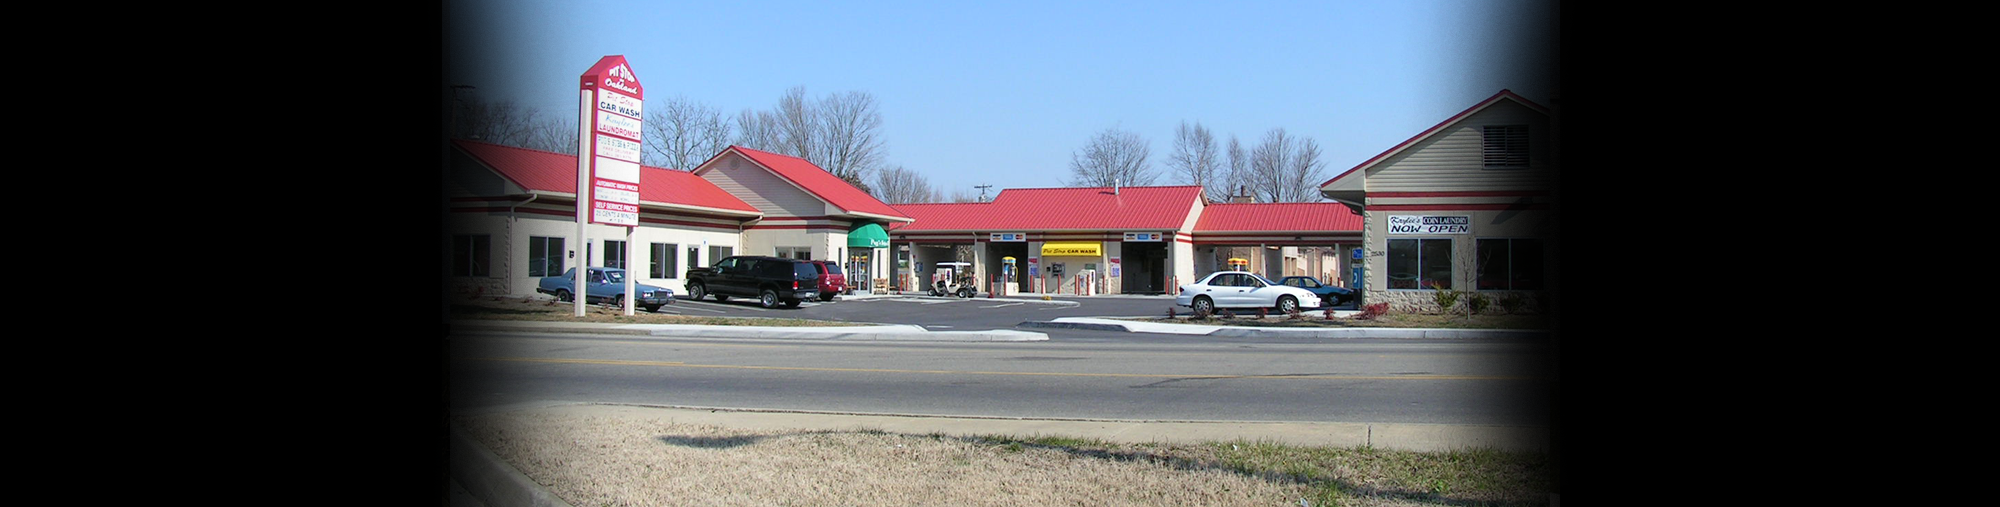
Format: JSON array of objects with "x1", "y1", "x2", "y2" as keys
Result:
[{"x1": 457, "y1": 409, "x2": 1552, "y2": 507}]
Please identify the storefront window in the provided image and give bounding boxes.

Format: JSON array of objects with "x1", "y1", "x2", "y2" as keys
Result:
[
  {"x1": 529, "y1": 236, "x2": 564, "y2": 277},
  {"x1": 605, "y1": 240, "x2": 626, "y2": 269},
  {"x1": 452, "y1": 234, "x2": 489, "y2": 277},
  {"x1": 650, "y1": 243, "x2": 677, "y2": 279},
  {"x1": 1387, "y1": 238, "x2": 1453, "y2": 289},
  {"x1": 1477, "y1": 238, "x2": 1543, "y2": 290}
]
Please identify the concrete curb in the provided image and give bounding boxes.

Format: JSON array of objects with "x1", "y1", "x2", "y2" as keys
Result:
[
  {"x1": 451, "y1": 424, "x2": 574, "y2": 507},
  {"x1": 1013, "y1": 320, "x2": 1133, "y2": 332},
  {"x1": 450, "y1": 320, "x2": 1049, "y2": 342},
  {"x1": 1031, "y1": 317, "x2": 1550, "y2": 339}
]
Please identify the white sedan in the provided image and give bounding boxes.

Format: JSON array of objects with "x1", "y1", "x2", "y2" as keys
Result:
[{"x1": 1175, "y1": 271, "x2": 1323, "y2": 315}]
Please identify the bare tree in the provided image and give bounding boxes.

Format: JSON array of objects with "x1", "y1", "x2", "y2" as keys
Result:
[
  {"x1": 522, "y1": 114, "x2": 578, "y2": 155},
  {"x1": 732, "y1": 87, "x2": 889, "y2": 184},
  {"x1": 1223, "y1": 135, "x2": 1251, "y2": 201},
  {"x1": 1066, "y1": 127, "x2": 1156, "y2": 187},
  {"x1": 733, "y1": 108, "x2": 782, "y2": 152},
  {"x1": 775, "y1": 86, "x2": 818, "y2": 161},
  {"x1": 874, "y1": 165, "x2": 942, "y2": 204},
  {"x1": 1247, "y1": 128, "x2": 1328, "y2": 203},
  {"x1": 456, "y1": 97, "x2": 540, "y2": 147},
  {"x1": 814, "y1": 90, "x2": 886, "y2": 183},
  {"x1": 453, "y1": 96, "x2": 581, "y2": 155},
  {"x1": 645, "y1": 96, "x2": 733, "y2": 170},
  {"x1": 948, "y1": 187, "x2": 985, "y2": 203},
  {"x1": 1167, "y1": 120, "x2": 1224, "y2": 200}
]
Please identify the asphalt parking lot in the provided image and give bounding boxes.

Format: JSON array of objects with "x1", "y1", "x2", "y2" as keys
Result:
[{"x1": 646, "y1": 292, "x2": 1356, "y2": 331}]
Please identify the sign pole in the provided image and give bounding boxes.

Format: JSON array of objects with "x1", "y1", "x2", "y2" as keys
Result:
[
  {"x1": 575, "y1": 88, "x2": 591, "y2": 317},
  {"x1": 575, "y1": 55, "x2": 645, "y2": 316}
]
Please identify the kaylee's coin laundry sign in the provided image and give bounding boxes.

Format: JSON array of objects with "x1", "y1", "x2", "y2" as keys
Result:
[
  {"x1": 1388, "y1": 215, "x2": 1471, "y2": 234},
  {"x1": 582, "y1": 56, "x2": 644, "y2": 227}
]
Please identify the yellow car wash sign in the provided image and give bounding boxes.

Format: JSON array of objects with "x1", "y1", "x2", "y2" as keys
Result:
[{"x1": 1041, "y1": 242, "x2": 1101, "y2": 256}]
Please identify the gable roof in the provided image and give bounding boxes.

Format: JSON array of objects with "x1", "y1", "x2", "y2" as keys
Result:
[
  {"x1": 451, "y1": 139, "x2": 761, "y2": 216},
  {"x1": 1319, "y1": 89, "x2": 1549, "y2": 192},
  {"x1": 707, "y1": 146, "x2": 912, "y2": 222},
  {"x1": 1194, "y1": 202, "x2": 1362, "y2": 232},
  {"x1": 890, "y1": 186, "x2": 1205, "y2": 232}
]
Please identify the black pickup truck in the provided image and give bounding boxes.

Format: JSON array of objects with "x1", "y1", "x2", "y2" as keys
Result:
[{"x1": 683, "y1": 255, "x2": 821, "y2": 308}]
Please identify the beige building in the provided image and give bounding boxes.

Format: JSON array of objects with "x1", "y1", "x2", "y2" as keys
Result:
[{"x1": 1320, "y1": 90, "x2": 1554, "y2": 312}]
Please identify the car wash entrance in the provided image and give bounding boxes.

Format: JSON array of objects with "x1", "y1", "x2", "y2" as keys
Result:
[
  {"x1": 1120, "y1": 232, "x2": 1169, "y2": 294},
  {"x1": 985, "y1": 235, "x2": 1029, "y2": 294}
]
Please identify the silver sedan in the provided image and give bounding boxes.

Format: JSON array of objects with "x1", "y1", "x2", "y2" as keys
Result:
[{"x1": 1174, "y1": 271, "x2": 1322, "y2": 314}]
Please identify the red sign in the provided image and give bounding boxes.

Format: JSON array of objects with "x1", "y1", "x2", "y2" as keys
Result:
[{"x1": 580, "y1": 56, "x2": 644, "y2": 226}]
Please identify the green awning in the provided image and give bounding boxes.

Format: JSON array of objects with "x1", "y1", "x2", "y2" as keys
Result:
[{"x1": 848, "y1": 222, "x2": 890, "y2": 248}]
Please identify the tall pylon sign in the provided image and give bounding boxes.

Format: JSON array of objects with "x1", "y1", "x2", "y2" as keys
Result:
[
  {"x1": 575, "y1": 56, "x2": 644, "y2": 316},
  {"x1": 580, "y1": 55, "x2": 644, "y2": 227}
]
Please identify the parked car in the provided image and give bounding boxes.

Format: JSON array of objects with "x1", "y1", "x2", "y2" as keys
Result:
[
  {"x1": 536, "y1": 267, "x2": 674, "y2": 312},
  {"x1": 807, "y1": 260, "x2": 845, "y2": 301},
  {"x1": 683, "y1": 255, "x2": 821, "y2": 308},
  {"x1": 1174, "y1": 271, "x2": 1322, "y2": 315},
  {"x1": 1275, "y1": 276, "x2": 1354, "y2": 306}
]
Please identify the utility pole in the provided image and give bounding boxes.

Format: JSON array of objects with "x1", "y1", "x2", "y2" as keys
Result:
[{"x1": 974, "y1": 184, "x2": 993, "y2": 202}]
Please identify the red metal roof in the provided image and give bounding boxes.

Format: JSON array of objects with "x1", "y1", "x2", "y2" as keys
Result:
[
  {"x1": 452, "y1": 139, "x2": 760, "y2": 214},
  {"x1": 724, "y1": 146, "x2": 912, "y2": 221},
  {"x1": 891, "y1": 186, "x2": 1204, "y2": 231},
  {"x1": 1193, "y1": 202, "x2": 1362, "y2": 232},
  {"x1": 884, "y1": 202, "x2": 996, "y2": 231}
]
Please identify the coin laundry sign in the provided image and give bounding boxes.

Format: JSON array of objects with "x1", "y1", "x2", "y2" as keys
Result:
[
  {"x1": 581, "y1": 56, "x2": 644, "y2": 227},
  {"x1": 1389, "y1": 215, "x2": 1471, "y2": 234}
]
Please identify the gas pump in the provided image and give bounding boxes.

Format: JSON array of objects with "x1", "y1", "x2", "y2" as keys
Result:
[
  {"x1": 1049, "y1": 262, "x2": 1065, "y2": 295},
  {"x1": 1000, "y1": 257, "x2": 1017, "y2": 296},
  {"x1": 1350, "y1": 248, "x2": 1365, "y2": 304}
]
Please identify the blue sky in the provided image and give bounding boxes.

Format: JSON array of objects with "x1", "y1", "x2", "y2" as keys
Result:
[{"x1": 446, "y1": 0, "x2": 1557, "y2": 200}]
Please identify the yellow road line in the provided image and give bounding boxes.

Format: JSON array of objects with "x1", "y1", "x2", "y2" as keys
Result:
[{"x1": 479, "y1": 357, "x2": 1528, "y2": 381}]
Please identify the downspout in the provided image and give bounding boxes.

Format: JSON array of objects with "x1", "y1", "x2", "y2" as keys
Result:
[
  {"x1": 508, "y1": 193, "x2": 539, "y2": 220},
  {"x1": 507, "y1": 193, "x2": 539, "y2": 296}
]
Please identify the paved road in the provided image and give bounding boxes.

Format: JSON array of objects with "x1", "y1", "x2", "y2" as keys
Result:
[
  {"x1": 448, "y1": 327, "x2": 1551, "y2": 426},
  {"x1": 653, "y1": 292, "x2": 1351, "y2": 333}
]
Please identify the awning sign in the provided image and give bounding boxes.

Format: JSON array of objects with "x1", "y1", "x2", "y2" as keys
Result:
[
  {"x1": 1389, "y1": 215, "x2": 1470, "y2": 235},
  {"x1": 1041, "y1": 242, "x2": 1102, "y2": 257}
]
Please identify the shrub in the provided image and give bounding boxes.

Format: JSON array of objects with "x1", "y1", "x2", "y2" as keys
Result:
[
  {"x1": 1220, "y1": 309, "x2": 1236, "y2": 319},
  {"x1": 1288, "y1": 306, "x2": 1304, "y2": 320},
  {"x1": 1466, "y1": 292, "x2": 1491, "y2": 314},
  {"x1": 1429, "y1": 282, "x2": 1461, "y2": 314},
  {"x1": 1323, "y1": 307, "x2": 1336, "y2": 320},
  {"x1": 1256, "y1": 308, "x2": 1268, "y2": 319},
  {"x1": 1498, "y1": 292, "x2": 1529, "y2": 314},
  {"x1": 1355, "y1": 302, "x2": 1389, "y2": 320},
  {"x1": 1167, "y1": 307, "x2": 1176, "y2": 319}
]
